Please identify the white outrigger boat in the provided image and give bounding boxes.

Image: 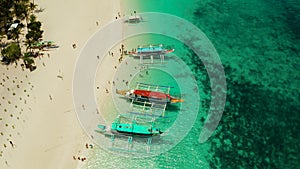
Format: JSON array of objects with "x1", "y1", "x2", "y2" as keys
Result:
[{"x1": 128, "y1": 15, "x2": 142, "y2": 23}]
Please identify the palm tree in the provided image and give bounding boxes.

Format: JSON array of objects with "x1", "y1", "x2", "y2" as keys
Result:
[
  {"x1": 23, "y1": 51, "x2": 36, "y2": 71},
  {"x1": 13, "y1": 0, "x2": 30, "y2": 20},
  {"x1": 29, "y1": 1, "x2": 37, "y2": 14},
  {"x1": 26, "y1": 15, "x2": 43, "y2": 49},
  {"x1": 0, "y1": 1, "x2": 14, "y2": 35}
]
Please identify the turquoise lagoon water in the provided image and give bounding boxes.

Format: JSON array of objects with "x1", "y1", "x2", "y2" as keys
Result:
[
  {"x1": 129, "y1": 68, "x2": 181, "y2": 132},
  {"x1": 85, "y1": 0, "x2": 300, "y2": 168}
]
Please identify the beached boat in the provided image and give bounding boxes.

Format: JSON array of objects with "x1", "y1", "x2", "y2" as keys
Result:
[{"x1": 30, "y1": 40, "x2": 58, "y2": 49}]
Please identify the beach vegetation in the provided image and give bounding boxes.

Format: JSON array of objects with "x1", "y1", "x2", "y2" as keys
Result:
[
  {"x1": 0, "y1": 0, "x2": 44, "y2": 71},
  {"x1": 13, "y1": 0, "x2": 30, "y2": 20},
  {"x1": 23, "y1": 51, "x2": 36, "y2": 71},
  {"x1": 26, "y1": 15, "x2": 43, "y2": 45},
  {"x1": 0, "y1": 1, "x2": 14, "y2": 36},
  {"x1": 1, "y1": 42, "x2": 22, "y2": 64}
]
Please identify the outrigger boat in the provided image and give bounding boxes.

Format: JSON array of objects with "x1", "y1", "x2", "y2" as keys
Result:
[
  {"x1": 127, "y1": 15, "x2": 142, "y2": 23},
  {"x1": 129, "y1": 44, "x2": 174, "y2": 57},
  {"x1": 96, "y1": 115, "x2": 163, "y2": 137},
  {"x1": 30, "y1": 40, "x2": 58, "y2": 49},
  {"x1": 117, "y1": 89, "x2": 183, "y2": 104},
  {"x1": 117, "y1": 83, "x2": 183, "y2": 104}
]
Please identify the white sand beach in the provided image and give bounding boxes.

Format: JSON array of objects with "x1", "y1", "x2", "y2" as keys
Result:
[{"x1": 0, "y1": 0, "x2": 125, "y2": 168}]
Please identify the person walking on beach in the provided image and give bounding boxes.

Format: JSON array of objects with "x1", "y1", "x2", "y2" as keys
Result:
[{"x1": 9, "y1": 141, "x2": 14, "y2": 148}]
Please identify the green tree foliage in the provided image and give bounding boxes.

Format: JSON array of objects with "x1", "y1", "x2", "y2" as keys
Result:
[
  {"x1": 1, "y1": 43, "x2": 21, "y2": 64},
  {"x1": 0, "y1": 0, "x2": 43, "y2": 71},
  {"x1": 26, "y1": 15, "x2": 43, "y2": 45},
  {"x1": 23, "y1": 51, "x2": 36, "y2": 71},
  {"x1": 0, "y1": 0, "x2": 14, "y2": 35},
  {"x1": 13, "y1": 0, "x2": 30, "y2": 20},
  {"x1": 23, "y1": 51, "x2": 35, "y2": 65}
]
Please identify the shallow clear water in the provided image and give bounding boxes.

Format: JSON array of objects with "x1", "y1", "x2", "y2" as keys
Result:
[
  {"x1": 130, "y1": 68, "x2": 181, "y2": 130},
  {"x1": 84, "y1": 0, "x2": 300, "y2": 168}
]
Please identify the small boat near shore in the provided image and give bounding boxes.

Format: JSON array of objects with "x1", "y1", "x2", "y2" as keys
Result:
[
  {"x1": 129, "y1": 44, "x2": 174, "y2": 56},
  {"x1": 117, "y1": 89, "x2": 183, "y2": 104},
  {"x1": 96, "y1": 115, "x2": 163, "y2": 137},
  {"x1": 126, "y1": 15, "x2": 142, "y2": 23},
  {"x1": 117, "y1": 83, "x2": 183, "y2": 104}
]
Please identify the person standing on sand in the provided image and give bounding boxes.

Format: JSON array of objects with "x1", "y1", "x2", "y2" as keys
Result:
[{"x1": 9, "y1": 141, "x2": 14, "y2": 148}]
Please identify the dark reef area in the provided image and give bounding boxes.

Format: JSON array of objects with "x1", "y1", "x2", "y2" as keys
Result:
[{"x1": 191, "y1": 0, "x2": 300, "y2": 168}]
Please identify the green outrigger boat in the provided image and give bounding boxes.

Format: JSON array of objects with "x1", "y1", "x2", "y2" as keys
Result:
[{"x1": 97, "y1": 115, "x2": 163, "y2": 136}]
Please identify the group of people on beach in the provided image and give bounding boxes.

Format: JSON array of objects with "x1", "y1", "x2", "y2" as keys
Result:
[
  {"x1": 104, "y1": 43, "x2": 129, "y2": 94},
  {"x1": 73, "y1": 156, "x2": 87, "y2": 162},
  {"x1": 72, "y1": 143, "x2": 93, "y2": 162}
]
